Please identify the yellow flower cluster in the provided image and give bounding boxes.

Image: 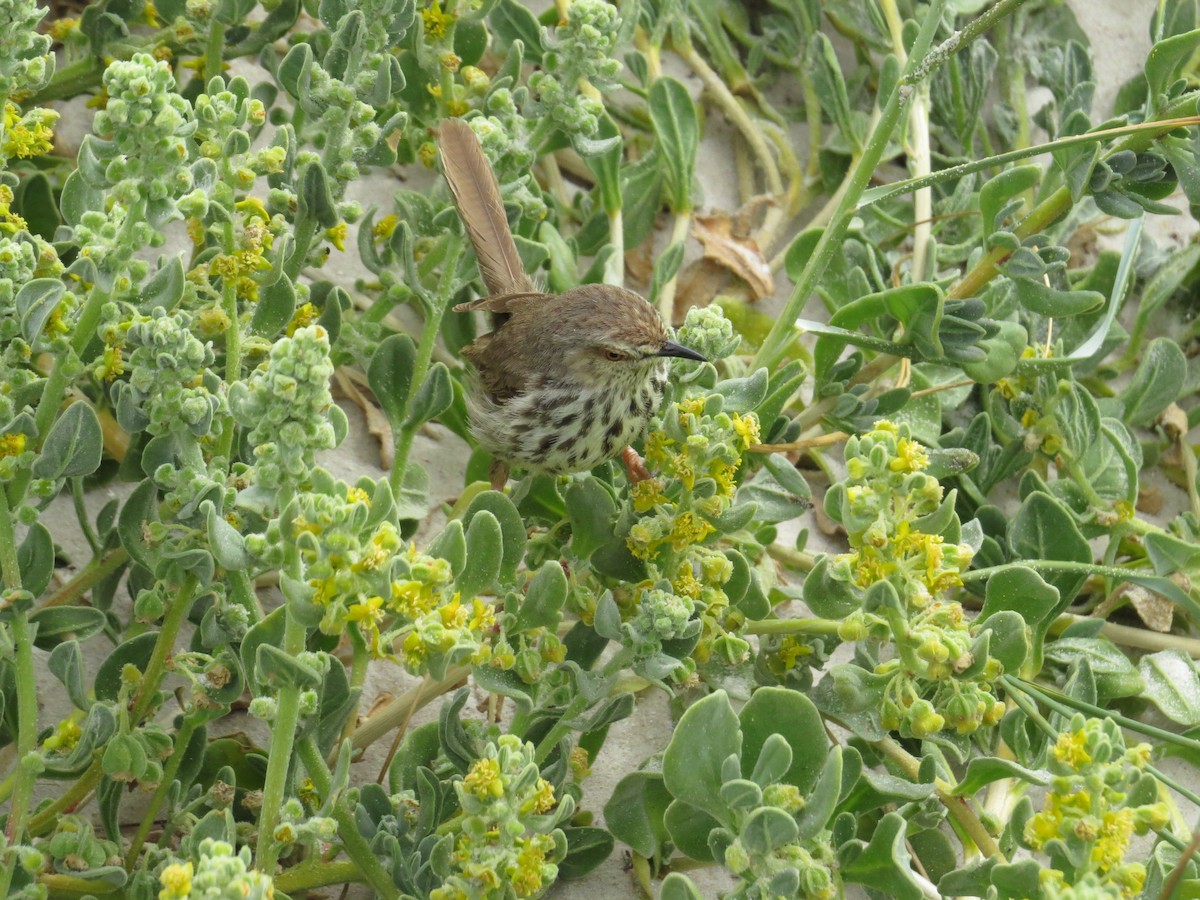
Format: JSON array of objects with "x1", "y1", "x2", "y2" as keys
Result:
[{"x1": 1022, "y1": 716, "x2": 1168, "y2": 898}]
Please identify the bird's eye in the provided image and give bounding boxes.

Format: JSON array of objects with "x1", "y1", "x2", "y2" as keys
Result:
[{"x1": 603, "y1": 349, "x2": 625, "y2": 362}]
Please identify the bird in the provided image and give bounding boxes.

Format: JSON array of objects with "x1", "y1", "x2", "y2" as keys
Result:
[{"x1": 439, "y1": 118, "x2": 705, "y2": 489}]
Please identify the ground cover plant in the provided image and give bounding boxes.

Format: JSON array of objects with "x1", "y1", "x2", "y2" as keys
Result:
[{"x1": 2, "y1": 0, "x2": 1200, "y2": 897}]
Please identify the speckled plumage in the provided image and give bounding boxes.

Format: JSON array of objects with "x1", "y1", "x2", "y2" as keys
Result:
[{"x1": 440, "y1": 119, "x2": 703, "y2": 478}]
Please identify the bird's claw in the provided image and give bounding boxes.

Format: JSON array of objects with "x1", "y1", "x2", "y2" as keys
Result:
[{"x1": 621, "y1": 446, "x2": 653, "y2": 484}]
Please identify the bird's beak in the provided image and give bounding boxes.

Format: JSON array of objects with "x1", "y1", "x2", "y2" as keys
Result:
[{"x1": 656, "y1": 340, "x2": 707, "y2": 362}]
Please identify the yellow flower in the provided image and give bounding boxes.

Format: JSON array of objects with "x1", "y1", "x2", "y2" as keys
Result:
[
  {"x1": 669, "y1": 512, "x2": 714, "y2": 550},
  {"x1": 325, "y1": 222, "x2": 347, "y2": 252},
  {"x1": 374, "y1": 214, "x2": 399, "y2": 240},
  {"x1": 643, "y1": 430, "x2": 673, "y2": 469},
  {"x1": 421, "y1": 0, "x2": 455, "y2": 39},
  {"x1": 158, "y1": 861, "x2": 193, "y2": 899},
  {"x1": 1053, "y1": 728, "x2": 1093, "y2": 771},
  {"x1": 889, "y1": 437, "x2": 929, "y2": 473},
  {"x1": 731, "y1": 413, "x2": 760, "y2": 449},
  {"x1": 1092, "y1": 808, "x2": 1135, "y2": 872},
  {"x1": 510, "y1": 835, "x2": 552, "y2": 898},
  {"x1": 0, "y1": 432, "x2": 26, "y2": 458},
  {"x1": 523, "y1": 777, "x2": 556, "y2": 814},
  {"x1": 287, "y1": 302, "x2": 319, "y2": 337},
  {"x1": 462, "y1": 756, "x2": 503, "y2": 800},
  {"x1": 468, "y1": 597, "x2": 495, "y2": 633},
  {"x1": 346, "y1": 595, "x2": 384, "y2": 626},
  {"x1": 631, "y1": 478, "x2": 667, "y2": 512}
]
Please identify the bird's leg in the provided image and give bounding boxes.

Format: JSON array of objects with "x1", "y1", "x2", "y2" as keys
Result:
[
  {"x1": 489, "y1": 459, "x2": 511, "y2": 491},
  {"x1": 621, "y1": 446, "x2": 652, "y2": 483}
]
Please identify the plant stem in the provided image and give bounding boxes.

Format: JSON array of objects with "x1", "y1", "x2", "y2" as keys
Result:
[
  {"x1": 1002, "y1": 676, "x2": 1200, "y2": 754},
  {"x1": 743, "y1": 616, "x2": 840, "y2": 636},
  {"x1": 39, "y1": 548, "x2": 129, "y2": 609},
  {"x1": 27, "y1": 758, "x2": 103, "y2": 836},
  {"x1": 390, "y1": 237, "x2": 462, "y2": 495},
  {"x1": 130, "y1": 576, "x2": 199, "y2": 723},
  {"x1": 256, "y1": 594, "x2": 308, "y2": 869},
  {"x1": 873, "y1": 735, "x2": 1006, "y2": 861},
  {"x1": 125, "y1": 717, "x2": 200, "y2": 869},
  {"x1": 755, "y1": 0, "x2": 1039, "y2": 370},
  {"x1": 297, "y1": 737, "x2": 400, "y2": 899},
  {"x1": 349, "y1": 666, "x2": 469, "y2": 755},
  {"x1": 655, "y1": 211, "x2": 692, "y2": 325},
  {"x1": 0, "y1": 491, "x2": 36, "y2": 896}
]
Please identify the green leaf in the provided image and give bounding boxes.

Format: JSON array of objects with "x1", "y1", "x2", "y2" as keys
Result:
[
  {"x1": 659, "y1": 873, "x2": 705, "y2": 900},
  {"x1": 974, "y1": 610, "x2": 1028, "y2": 675},
  {"x1": 648, "y1": 77, "x2": 699, "y2": 213},
  {"x1": 1010, "y1": 279, "x2": 1104, "y2": 317},
  {"x1": 16, "y1": 278, "x2": 66, "y2": 344},
  {"x1": 1145, "y1": 27, "x2": 1200, "y2": 100},
  {"x1": 795, "y1": 747, "x2": 842, "y2": 840},
  {"x1": 662, "y1": 690, "x2": 741, "y2": 824},
  {"x1": 810, "y1": 32, "x2": 860, "y2": 152},
  {"x1": 513, "y1": 562, "x2": 566, "y2": 632},
  {"x1": 32, "y1": 402, "x2": 103, "y2": 480},
  {"x1": 406, "y1": 362, "x2": 454, "y2": 427},
  {"x1": 1138, "y1": 649, "x2": 1200, "y2": 725},
  {"x1": 48, "y1": 641, "x2": 89, "y2": 711},
  {"x1": 565, "y1": 478, "x2": 616, "y2": 560},
  {"x1": 250, "y1": 273, "x2": 296, "y2": 337},
  {"x1": 142, "y1": 256, "x2": 185, "y2": 311},
  {"x1": 605, "y1": 772, "x2": 673, "y2": 859},
  {"x1": 1044, "y1": 637, "x2": 1143, "y2": 701},
  {"x1": 94, "y1": 631, "x2": 159, "y2": 702},
  {"x1": 803, "y1": 556, "x2": 860, "y2": 618},
  {"x1": 839, "y1": 812, "x2": 923, "y2": 900},
  {"x1": 714, "y1": 368, "x2": 769, "y2": 413},
  {"x1": 1120, "y1": 336, "x2": 1186, "y2": 426},
  {"x1": 458, "y1": 510, "x2": 502, "y2": 598},
  {"x1": 489, "y1": 0, "x2": 544, "y2": 63},
  {"x1": 463, "y1": 491, "x2": 525, "y2": 582},
  {"x1": 558, "y1": 826, "x2": 614, "y2": 880},
  {"x1": 740, "y1": 807, "x2": 798, "y2": 855},
  {"x1": 663, "y1": 800, "x2": 720, "y2": 861},
  {"x1": 30, "y1": 606, "x2": 108, "y2": 650},
  {"x1": 979, "y1": 165, "x2": 1040, "y2": 238},
  {"x1": 298, "y1": 161, "x2": 338, "y2": 228},
  {"x1": 739, "y1": 687, "x2": 826, "y2": 793},
  {"x1": 1008, "y1": 492, "x2": 1091, "y2": 606},
  {"x1": 368, "y1": 333, "x2": 417, "y2": 431},
  {"x1": 1144, "y1": 531, "x2": 1200, "y2": 576},
  {"x1": 18, "y1": 521, "x2": 53, "y2": 599},
  {"x1": 951, "y1": 757, "x2": 1050, "y2": 796},
  {"x1": 205, "y1": 502, "x2": 250, "y2": 571}
]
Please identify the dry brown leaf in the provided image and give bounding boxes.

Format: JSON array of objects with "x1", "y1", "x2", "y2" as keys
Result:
[
  {"x1": 1136, "y1": 484, "x2": 1164, "y2": 516},
  {"x1": 691, "y1": 211, "x2": 775, "y2": 300},
  {"x1": 1126, "y1": 584, "x2": 1175, "y2": 633}
]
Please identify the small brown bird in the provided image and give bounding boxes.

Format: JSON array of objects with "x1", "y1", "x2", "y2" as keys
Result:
[{"x1": 439, "y1": 118, "x2": 705, "y2": 487}]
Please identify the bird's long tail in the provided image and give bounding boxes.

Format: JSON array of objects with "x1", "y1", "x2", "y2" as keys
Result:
[{"x1": 439, "y1": 119, "x2": 534, "y2": 298}]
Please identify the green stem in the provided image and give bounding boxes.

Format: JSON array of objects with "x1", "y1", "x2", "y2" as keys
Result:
[
  {"x1": 255, "y1": 602, "x2": 307, "y2": 870},
  {"x1": 124, "y1": 717, "x2": 200, "y2": 870},
  {"x1": 873, "y1": 735, "x2": 1006, "y2": 861},
  {"x1": 743, "y1": 617, "x2": 841, "y2": 636},
  {"x1": 204, "y1": 20, "x2": 226, "y2": 84},
  {"x1": 1002, "y1": 676, "x2": 1200, "y2": 754},
  {"x1": 655, "y1": 211, "x2": 692, "y2": 325},
  {"x1": 754, "y1": 0, "x2": 1033, "y2": 370},
  {"x1": 0, "y1": 490, "x2": 36, "y2": 896},
  {"x1": 130, "y1": 577, "x2": 199, "y2": 723},
  {"x1": 273, "y1": 859, "x2": 362, "y2": 894},
  {"x1": 390, "y1": 237, "x2": 462, "y2": 495},
  {"x1": 217, "y1": 278, "x2": 242, "y2": 464},
  {"x1": 297, "y1": 738, "x2": 400, "y2": 899},
  {"x1": 39, "y1": 548, "x2": 128, "y2": 609},
  {"x1": 28, "y1": 758, "x2": 103, "y2": 836}
]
